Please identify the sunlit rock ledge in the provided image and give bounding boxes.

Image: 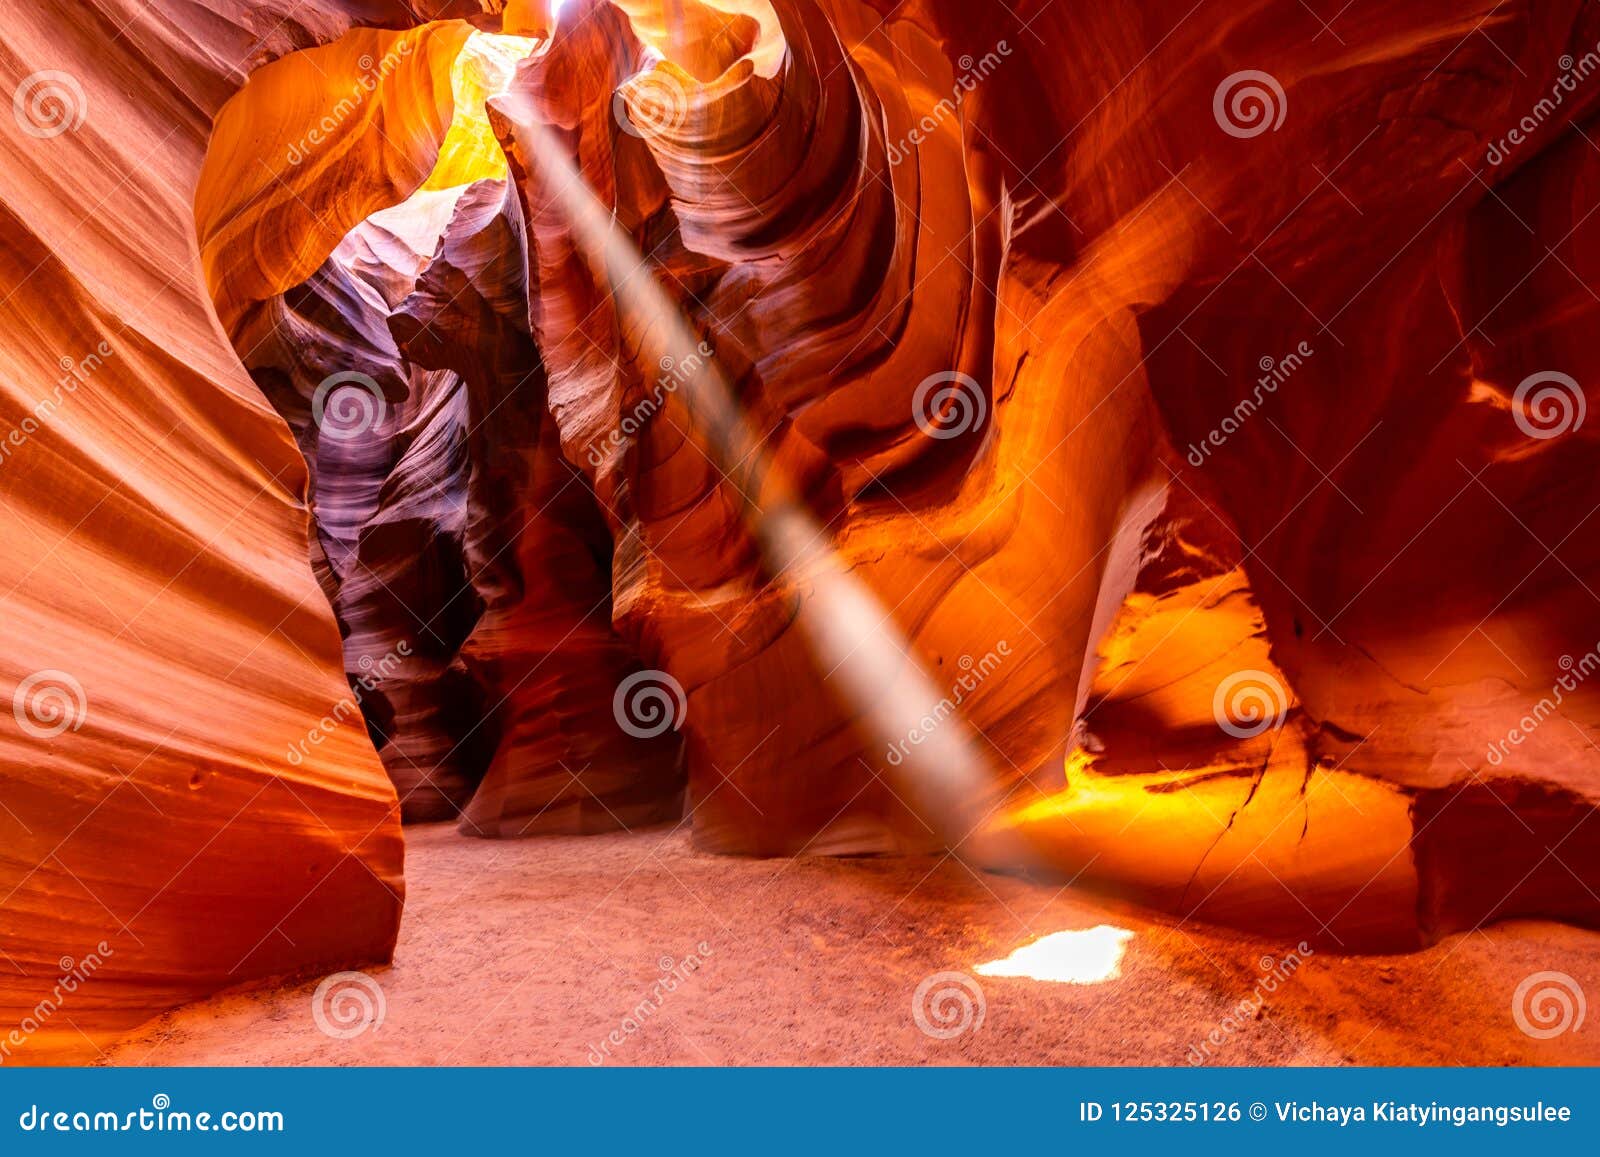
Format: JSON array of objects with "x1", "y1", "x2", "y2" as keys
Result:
[{"x1": 1, "y1": 0, "x2": 1597, "y2": 1059}]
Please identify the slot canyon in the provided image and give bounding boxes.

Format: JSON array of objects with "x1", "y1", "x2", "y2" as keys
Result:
[{"x1": 1, "y1": 0, "x2": 1598, "y2": 1065}]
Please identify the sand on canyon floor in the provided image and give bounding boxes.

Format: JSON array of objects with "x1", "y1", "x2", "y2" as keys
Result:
[{"x1": 102, "y1": 823, "x2": 1599, "y2": 1066}]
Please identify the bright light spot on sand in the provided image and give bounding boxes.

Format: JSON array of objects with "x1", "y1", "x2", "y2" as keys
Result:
[{"x1": 974, "y1": 926, "x2": 1133, "y2": 984}]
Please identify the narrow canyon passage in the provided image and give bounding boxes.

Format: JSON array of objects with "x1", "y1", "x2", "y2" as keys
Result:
[{"x1": 3, "y1": 0, "x2": 1599, "y2": 1067}]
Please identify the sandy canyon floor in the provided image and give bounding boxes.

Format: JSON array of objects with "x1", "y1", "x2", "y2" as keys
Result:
[{"x1": 101, "y1": 824, "x2": 1598, "y2": 1066}]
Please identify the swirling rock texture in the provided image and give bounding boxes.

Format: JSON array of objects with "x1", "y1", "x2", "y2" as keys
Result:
[
  {"x1": 203, "y1": 10, "x2": 690, "y2": 844},
  {"x1": 236, "y1": 192, "x2": 490, "y2": 820},
  {"x1": 953, "y1": 0, "x2": 1600, "y2": 948},
  {"x1": 388, "y1": 174, "x2": 685, "y2": 834},
  {"x1": 4, "y1": 0, "x2": 1600, "y2": 1062},
  {"x1": 488, "y1": 0, "x2": 1600, "y2": 950},
  {"x1": 0, "y1": 1, "x2": 459, "y2": 1063}
]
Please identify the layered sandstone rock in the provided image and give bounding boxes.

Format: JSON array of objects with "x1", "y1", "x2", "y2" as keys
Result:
[
  {"x1": 6, "y1": 0, "x2": 1600, "y2": 1065},
  {"x1": 0, "y1": 2, "x2": 459, "y2": 1062},
  {"x1": 222, "y1": 22, "x2": 689, "y2": 830},
  {"x1": 236, "y1": 193, "x2": 490, "y2": 820},
  {"x1": 485, "y1": 0, "x2": 1600, "y2": 947},
  {"x1": 388, "y1": 175, "x2": 686, "y2": 834}
]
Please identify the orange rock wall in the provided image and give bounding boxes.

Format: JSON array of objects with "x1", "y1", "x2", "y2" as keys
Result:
[{"x1": 0, "y1": 1, "x2": 461, "y2": 1063}]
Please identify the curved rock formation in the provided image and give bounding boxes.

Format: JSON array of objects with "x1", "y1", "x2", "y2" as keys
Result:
[
  {"x1": 0, "y1": 2, "x2": 454, "y2": 1063},
  {"x1": 389, "y1": 174, "x2": 686, "y2": 834},
  {"x1": 485, "y1": 0, "x2": 1600, "y2": 948},
  {"x1": 239, "y1": 192, "x2": 491, "y2": 820},
  {"x1": 6, "y1": 0, "x2": 1600, "y2": 1062},
  {"x1": 217, "y1": 22, "x2": 689, "y2": 831},
  {"x1": 955, "y1": 0, "x2": 1600, "y2": 946}
]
